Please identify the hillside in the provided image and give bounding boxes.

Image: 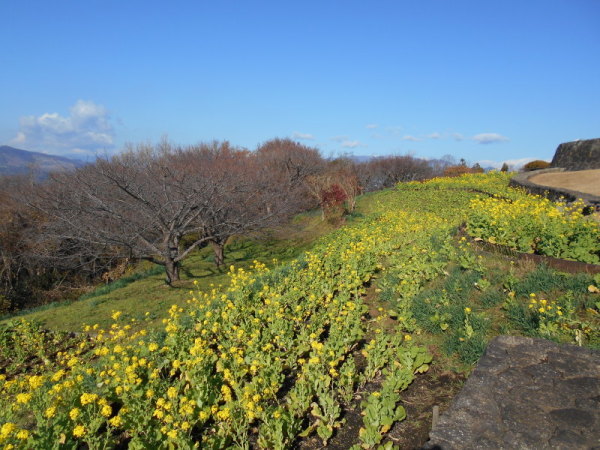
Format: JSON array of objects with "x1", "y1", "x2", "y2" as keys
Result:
[
  {"x1": 0, "y1": 172, "x2": 598, "y2": 448},
  {"x1": 0, "y1": 145, "x2": 84, "y2": 178}
]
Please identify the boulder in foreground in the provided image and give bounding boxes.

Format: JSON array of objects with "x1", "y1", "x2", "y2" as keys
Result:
[{"x1": 425, "y1": 335, "x2": 600, "y2": 449}]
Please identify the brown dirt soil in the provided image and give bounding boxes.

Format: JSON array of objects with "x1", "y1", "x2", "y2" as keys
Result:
[
  {"x1": 295, "y1": 281, "x2": 467, "y2": 449},
  {"x1": 529, "y1": 169, "x2": 600, "y2": 196},
  {"x1": 387, "y1": 365, "x2": 466, "y2": 449},
  {"x1": 296, "y1": 361, "x2": 466, "y2": 450}
]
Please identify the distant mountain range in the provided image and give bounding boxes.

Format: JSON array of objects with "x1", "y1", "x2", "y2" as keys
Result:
[{"x1": 0, "y1": 145, "x2": 85, "y2": 178}]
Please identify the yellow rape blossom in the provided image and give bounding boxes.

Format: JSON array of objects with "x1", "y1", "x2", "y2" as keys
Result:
[
  {"x1": 1, "y1": 422, "x2": 16, "y2": 438},
  {"x1": 45, "y1": 406, "x2": 57, "y2": 418},
  {"x1": 16, "y1": 429, "x2": 29, "y2": 440},
  {"x1": 16, "y1": 393, "x2": 32, "y2": 404},
  {"x1": 167, "y1": 429, "x2": 178, "y2": 439},
  {"x1": 109, "y1": 416, "x2": 123, "y2": 427},
  {"x1": 80, "y1": 393, "x2": 98, "y2": 405},
  {"x1": 69, "y1": 408, "x2": 81, "y2": 421},
  {"x1": 216, "y1": 408, "x2": 231, "y2": 420}
]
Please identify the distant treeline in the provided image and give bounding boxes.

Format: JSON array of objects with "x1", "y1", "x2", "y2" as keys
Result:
[{"x1": 0, "y1": 138, "x2": 474, "y2": 314}]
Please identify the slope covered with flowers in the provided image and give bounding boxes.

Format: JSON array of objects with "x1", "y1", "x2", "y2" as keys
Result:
[
  {"x1": 1, "y1": 209, "x2": 447, "y2": 448},
  {"x1": 1, "y1": 171, "x2": 598, "y2": 449},
  {"x1": 468, "y1": 195, "x2": 599, "y2": 263}
]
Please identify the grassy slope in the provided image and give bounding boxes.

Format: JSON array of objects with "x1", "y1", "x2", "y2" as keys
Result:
[
  {"x1": 1, "y1": 175, "x2": 598, "y2": 448},
  {"x1": 5, "y1": 176, "x2": 598, "y2": 351},
  {"x1": 7, "y1": 178, "x2": 597, "y2": 349},
  {"x1": 1, "y1": 209, "x2": 342, "y2": 332}
]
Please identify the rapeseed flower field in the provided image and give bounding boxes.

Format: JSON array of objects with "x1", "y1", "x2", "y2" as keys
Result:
[{"x1": 1, "y1": 172, "x2": 598, "y2": 448}]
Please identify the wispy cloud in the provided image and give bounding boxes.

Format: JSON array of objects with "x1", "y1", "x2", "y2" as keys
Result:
[
  {"x1": 385, "y1": 126, "x2": 403, "y2": 135},
  {"x1": 292, "y1": 131, "x2": 314, "y2": 140},
  {"x1": 365, "y1": 124, "x2": 379, "y2": 129},
  {"x1": 477, "y1": 157, "x2": 536, "y2": 170},
  {"x1": 341, "y1": 140, "x2": 362, "y2": 148},
  {"x1": 393, "y1": 131, "x2": 458, "y2": 141},
  {"x1": 401, "y1": 135, "x2": 422, "y2": 142},
  {"x1": 472, "y1": 133, "x2": 509, "y2": 144},
  {"x1": 330, "y1": 135, "x2": 348, "y2": 142},
  {"x1": 10, "y1": 100, "x2": 115, "y2": 156}
]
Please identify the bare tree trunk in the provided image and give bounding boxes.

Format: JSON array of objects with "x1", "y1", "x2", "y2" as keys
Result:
[
  {"x1": 164, "y1": 242, "x2": 181, "y2": 285},
  {"x1": 210, "y1": 239, "x2": 226, "y2": 268},
  {"x1": 345, "y1": 197, "x2": 356, "y2": 213},
  {"x1": 164, "y1": 258, "x2": 180, "y2": 285}
]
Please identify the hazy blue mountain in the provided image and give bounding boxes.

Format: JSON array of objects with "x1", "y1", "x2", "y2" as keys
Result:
[{"x1": 0, "y1": 145, "x2": 84, "y2": 178}]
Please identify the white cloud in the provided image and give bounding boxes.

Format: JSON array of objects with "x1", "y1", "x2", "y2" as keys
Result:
[
  {"x1": 330, "y1": 135, "x2": 348, "y2": 142},
  {"x1": 10, "y1": 100, "x2": 115, "y2": 156},
  {"x1": 12, "y1": 132, "x2": 26, "y2": 144},
  {"x1": 291, "y1": 131, "x2": 314, "y2": 140},
  {"x1": 366, "y1": 124, "x2": 379, "y2": 129},
  {"x1": 341, "y1": 140, "x2": 362, "y2": 148},
  {"x1": 401, "y1": 135, "x2": 422, "y2": 142},
  {"x1": 477, "y1": 157, "x2": 536, "y2": 170},
  {"x1": 472, "y1": 133, "x2": 509, "y2": 144},
  {"x1": 427, "y1": 132, "x2": 442, "y2": 139},
  {"x1": 452, "y1": 132, "x2": 464, "y2": 141},
  {"x1": 385, "y1": 126, "x2": 403, "y2": 135}
]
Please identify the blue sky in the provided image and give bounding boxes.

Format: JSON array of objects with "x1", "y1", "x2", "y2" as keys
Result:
[{"x1": 1, "y1": 1, "x2": 599, "y2": 168}]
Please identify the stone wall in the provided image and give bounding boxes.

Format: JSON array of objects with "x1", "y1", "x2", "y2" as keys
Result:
[{"x1": 551, "y1": 138, "x2": 600, "y2": 170}]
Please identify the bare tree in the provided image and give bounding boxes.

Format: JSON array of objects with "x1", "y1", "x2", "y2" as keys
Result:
[
  {"x1": 356, "y1": 155, "x2": 435, "y2": 192},
  {"x1": 0, "y1": 174, "x2": 98, "y2": 310},
  {"x1": 0, "y1": 175, "x2": 38, "y2": 310},
  {"x1": 31, "y1": 140, "x2": 308, "y2": 283},
  {"x1": 255, "y1": 138, "x2": 326, "y2": 211},
  {"x1": 305, "y1": 168, "x2": 360, "y2": 220},
  {"x1": 32, "y1": 141, "x2": 230, "y2": 284},
  {"x1": 196, "y1": 144, "x2": 294, "y2": 267},
  {"x1": 327, "y1": 157, "x2": 361, "y2": 212}
]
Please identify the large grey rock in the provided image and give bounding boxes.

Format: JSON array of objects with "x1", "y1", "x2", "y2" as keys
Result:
[
  {"x1": 551, "y1": 138, "x2": 600, "y2": 170},
  {"x1": 425, "y1": 335, "x2": 600, "y2": 449}
]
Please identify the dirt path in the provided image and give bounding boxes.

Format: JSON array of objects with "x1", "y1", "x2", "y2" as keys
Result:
[{"x1": 529, "y1": 169, "x2": 600, "y2": 196}]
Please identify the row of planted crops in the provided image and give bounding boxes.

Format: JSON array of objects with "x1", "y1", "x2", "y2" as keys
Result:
[{"x1": 1, "y1": 172, "x2": 599, "y2": 448}]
